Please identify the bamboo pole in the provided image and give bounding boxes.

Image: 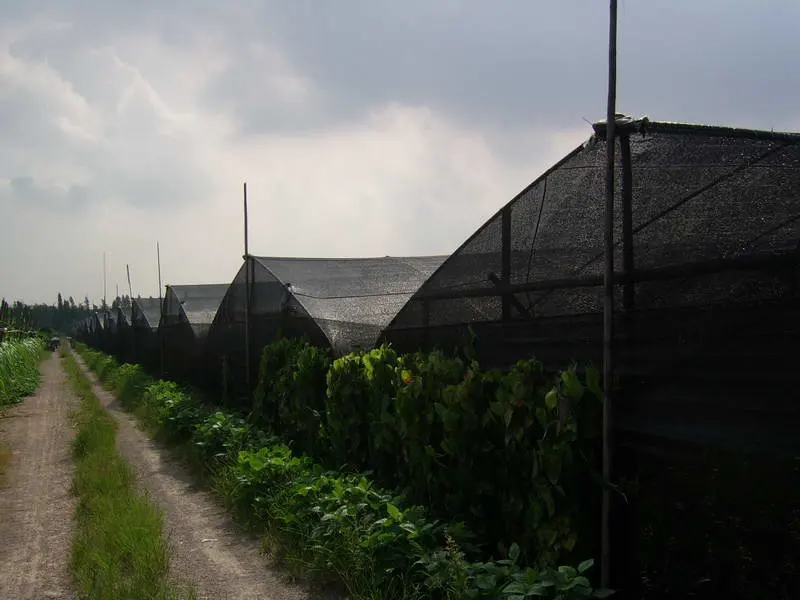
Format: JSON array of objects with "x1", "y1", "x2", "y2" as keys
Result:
[
  {"x1": 601, "y1": 0, "x2": 618, "y2": 589},
  {"x1": 243, "y1": 182, "x2": 251, "y2": 394}
]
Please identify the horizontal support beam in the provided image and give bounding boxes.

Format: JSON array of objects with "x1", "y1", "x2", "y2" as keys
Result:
[{"x1": 415, "y1": 252, "x2": 797, "y2": 301}]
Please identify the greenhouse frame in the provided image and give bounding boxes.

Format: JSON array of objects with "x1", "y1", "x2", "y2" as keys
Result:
[
  {"x1": 205, "y1": 255, "x2": 446, "y2": 400},
  {"x1": 379, "y1": 118, "x2": 800, "y2": 454},
  {"x1": 130, "y1": 296, "x2": 162, "y2": 372},
  {"x1": 159, "y1": 283, "x2": 229, "y2": 383}
]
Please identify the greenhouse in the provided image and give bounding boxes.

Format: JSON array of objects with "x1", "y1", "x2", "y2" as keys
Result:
[
  {"x1": 110, "y1": 305, "x2": 134, "y2": 363},
  {"x1": 205, "y1": 255, "x2": 446, "y2": 399},
  {"x1": 131, "y1": 296, "x2": 162, "y2": 373},
  {"x1": 380, "y1": 118, "x2": 800, "y2": 454},
  {"x1": 159, "y1": 284, "x2": 229, "y2": 383}
]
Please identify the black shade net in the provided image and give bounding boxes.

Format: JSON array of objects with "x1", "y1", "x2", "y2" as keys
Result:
[
  {"x1": 131, "y1": 297, "x2": 162, "y2": 331},
  {"x1": 205, "y1": 255, "x2": 446, "y2": 401},
  {"x1": 381, "y1": 120, "x2": 800, "y2": 451},
  {"x1": 160, "y1": 284, "x2": 228, "y2": 382}
]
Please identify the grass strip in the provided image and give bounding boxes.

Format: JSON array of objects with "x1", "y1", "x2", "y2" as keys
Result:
[{"x1": 62, "y1": 349, "x2": 195, "y2": 600}]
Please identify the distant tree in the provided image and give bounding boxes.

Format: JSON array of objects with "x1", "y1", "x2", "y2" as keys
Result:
[
  {"x1": 57, "y1": 293, "x2": 63, "y2": 312},
  {"x1": 69, "y1": 296, "x2": 75, "y2": 309},
  {"x1": 83, "y1": 296, "x2": 90, "y2": 310}
]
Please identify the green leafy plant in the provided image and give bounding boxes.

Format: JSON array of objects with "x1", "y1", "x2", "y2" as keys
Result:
[{"x1": 76, "y1": 342, "x2": 611, "y2": 600}]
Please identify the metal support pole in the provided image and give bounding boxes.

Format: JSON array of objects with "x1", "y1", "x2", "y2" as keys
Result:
[{"x1": 601, "y1": 0, "x2": 618, "y2": 590}]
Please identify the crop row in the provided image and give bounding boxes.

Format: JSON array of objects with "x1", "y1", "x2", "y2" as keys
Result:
[{"x1": 77, "y1": 342, "x2": 612, "y2": 599}]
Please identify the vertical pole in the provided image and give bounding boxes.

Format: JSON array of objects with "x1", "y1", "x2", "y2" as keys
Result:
[
  {"x1": 127, "y1": 264, "x2": 134, "y2": 300},
  {"x1": 243, "y1": 182, "x2": 252, "y2": 394},
  {"x1": 157, "y1": 242, "x2": 164, "y2": 377},
  {"x1": 501, "y1": 205, "x2": 512, "y2": 322},
  {"x1": 103, "y1": 252, "x2": 107, "y2": 310},
  {"x1": 127, "y1": 263, "x2": 134, "y2": 361},
  {"x1": 601, "y1": 0, "x2": 618, "y2": 590},
  {"x1": 157, "y1": 242, "x2": 163, "y2": 307}
]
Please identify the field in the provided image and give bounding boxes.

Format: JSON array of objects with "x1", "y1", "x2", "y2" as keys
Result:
[{"x1": 0, "y1": 337, "x2": 43, "y2": 409}]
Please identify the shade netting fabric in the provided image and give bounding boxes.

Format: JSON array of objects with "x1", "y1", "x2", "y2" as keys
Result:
[
  {"x1": 386, "y1": 121, "x2": 800, "y2": 334},
  {"x1": 381, "y1": 119, "x2": 800, "y2": 453},
  {"x1": 205, "y1": 255, "x2": 446, "y2": 400},
  {"x1": 160, "y1": 284, "x2": 229, "y2": 383},
  {"x1": 161, "y1": 284, "x2": 229, "y2": 337},
  {"x1": 130, "y1": 296, "x2": 163, "y2": 373},
  {"x1": 131, "y1": 297, "x2": 162, "y2": 331}
]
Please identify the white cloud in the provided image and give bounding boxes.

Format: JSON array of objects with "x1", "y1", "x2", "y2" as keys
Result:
[{"x1": 0, "y1": 11, "x2": 589, "y2": 305}]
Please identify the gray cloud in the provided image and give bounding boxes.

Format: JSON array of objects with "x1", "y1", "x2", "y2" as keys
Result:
[
  {"x1": 200, "y1": 1, "x2": 800, "y2": 136},
  {"x1": 3, "y1": 177, "x2": 90, "y2": 211},
  {"x1": 2, "y1": 0, "x2": 799, "y2": 304}
]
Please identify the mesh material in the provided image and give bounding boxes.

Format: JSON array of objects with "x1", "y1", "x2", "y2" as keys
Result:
[
  {"x1": 161, "y1": 284, "x2": 228, "y2": 336},
  {"x1": 160, "y1": 284, "x2": 228, "y2": 382},
  {"x1": 381, "y1": 121, "x2": 800, "y2": 452},
  {"x1": 116, "y1": 306, "x2": 133, "y2": 328},
  {"x1": 131, "y1": 297, "x2": 162, "y2": 331},
  {"x1": 258, "y1": 256, "x2": 444, "y2": 351},
  {"x1": 210, "y1": 256, "x2": 445, "y2": 354},
  {"x1": 205, "y1": 255, "x2": 446, "y2": 402},
  {"x1": 384, "y1": 122, "x2": 800, "y2": 342},
  {"x1": 128, "y1": 297, "x2": 162, "y2": 373}
]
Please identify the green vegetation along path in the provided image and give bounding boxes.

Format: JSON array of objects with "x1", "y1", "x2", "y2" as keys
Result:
[
  {"x1": 0, "y1": 351, "x2": 77, "y2": 600},
  {"x1": 70, "y1": 350, "x2": 326, "y2": 600}
]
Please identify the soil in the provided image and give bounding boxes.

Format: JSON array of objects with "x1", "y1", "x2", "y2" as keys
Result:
[
  {"x1": 71, "y1": 351, "x2": 337, "y2": 600},
  {"x1": 0, "y1": 348, "x2": 341, "y2": 600},
  {"x1": 0, "y1": 351, "x2": 78, "y2": 600}
]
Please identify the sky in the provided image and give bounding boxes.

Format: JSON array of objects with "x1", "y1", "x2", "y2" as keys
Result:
[{"x1": 2, "y1": 1, "x2": 799, "y2": 304}]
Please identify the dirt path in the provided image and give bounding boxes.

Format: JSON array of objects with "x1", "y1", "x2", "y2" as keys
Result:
[
  {"x1": 71, "y1": 351, "x2": 331, "y2": 600},
  {"x1": 0, "y1": 351, "x2": 77, "y2": 600}
]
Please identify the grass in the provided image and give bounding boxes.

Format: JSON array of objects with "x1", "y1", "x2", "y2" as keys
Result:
[
  {"x1": 62, "y1": 349, "x2": 196, "y2": 600},
  {"x1": 0, "y1": 337, "x2": 43, "y2": 408},
  {"x1": 1, "y1": 337, "x2": 43, "y2": 483}
]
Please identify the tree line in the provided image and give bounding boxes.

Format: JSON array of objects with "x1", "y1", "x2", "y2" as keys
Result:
[{"x1": 0, "y1": 293, "x2": 135, "y2": 332}]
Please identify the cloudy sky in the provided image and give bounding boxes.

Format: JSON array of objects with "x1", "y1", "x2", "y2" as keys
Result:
[{"x1": 2, "y1": 1, "x2": 799, "y2": 304}]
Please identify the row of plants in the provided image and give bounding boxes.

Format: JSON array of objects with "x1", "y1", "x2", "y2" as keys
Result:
[
  {"x1": 77, "y1": 343, "x2": 612, "y2": 599},
  {"x1": 0, "y1": 337, "x2": 44, "y2": 408},
  {"x1": 250, "y1": 339, "x2": 604, "y2": 568}
]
